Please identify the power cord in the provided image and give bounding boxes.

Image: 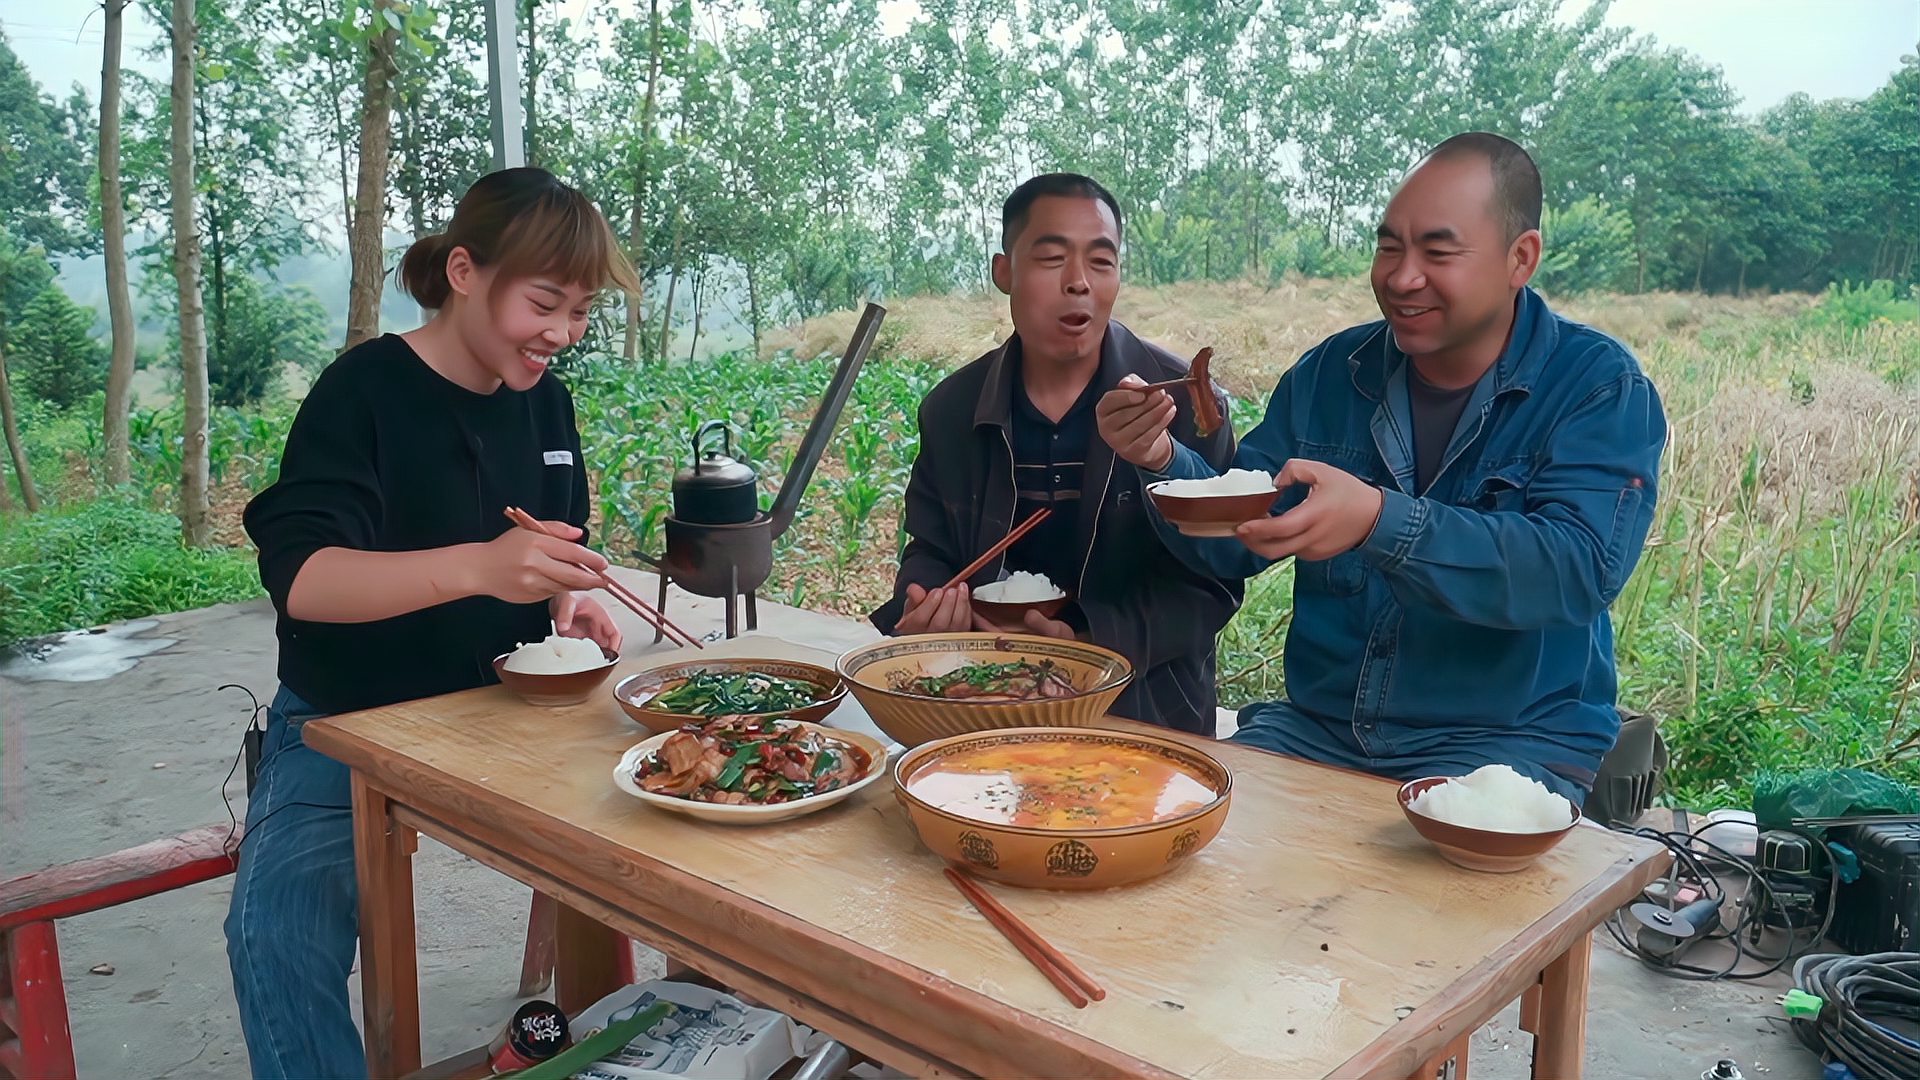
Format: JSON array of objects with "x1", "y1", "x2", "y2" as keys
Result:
[
  {"x1": 215, "y1": 684, "x2": 351, "y2": 856},
  {"x1": 1788, "y1": 952, "x2": 1920, "y2": 1080},
  {"x1": 216, "y1": 684, "x2": 261, "y2": 854},
  {"x1": 1605, "y1": 824, "x2": 1840, "y2": 981}
]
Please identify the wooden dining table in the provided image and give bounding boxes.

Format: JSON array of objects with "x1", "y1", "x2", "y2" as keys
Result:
[{"x1": 302, "y1": 614, "x2": 1672, "y2": 1080}]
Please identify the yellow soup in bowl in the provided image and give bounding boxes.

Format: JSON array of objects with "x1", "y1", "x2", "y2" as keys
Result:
[{"x1": 903, "y1": 739, "x2": 1217, "y2": 830}]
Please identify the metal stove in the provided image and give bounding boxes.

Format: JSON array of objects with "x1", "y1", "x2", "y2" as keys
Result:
[{"x1": 636, "y1": 302, "x2": 885, "y2": 639}]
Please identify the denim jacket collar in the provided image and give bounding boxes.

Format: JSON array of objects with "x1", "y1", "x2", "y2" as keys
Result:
[{"x1": 1347, "y1": 286, "x2": 1560, "y2": 403}]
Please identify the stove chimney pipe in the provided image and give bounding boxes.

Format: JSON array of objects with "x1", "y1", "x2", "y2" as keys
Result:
[{"x1": 768, "y1": 302, "x2": 886, "y2": 541}]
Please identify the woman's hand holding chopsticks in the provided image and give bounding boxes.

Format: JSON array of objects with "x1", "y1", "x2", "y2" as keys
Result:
[
  {"x1": 502, "y1": 508, "x2": 704, "y2": 649},
  {"x1": 469, "y1": 519, "x2": 609, "y2": 603}
]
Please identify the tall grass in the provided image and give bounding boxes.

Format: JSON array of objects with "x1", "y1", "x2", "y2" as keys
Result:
[{"x1": 0, "y1": 496, "x2": 262, "y2": 643}]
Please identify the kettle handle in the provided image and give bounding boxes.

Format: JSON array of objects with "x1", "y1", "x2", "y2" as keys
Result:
[{"x1": 692, "y1": 419, "x2": 732, "y2": 471}]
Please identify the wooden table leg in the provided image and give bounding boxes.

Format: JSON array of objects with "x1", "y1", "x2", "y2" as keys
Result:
[
  {"x1": 1527, "y1": 931, "x2": 1592, "y2": 1080},
  {"x1": 352, "y1": 773, "x2": 422, "y2": 1077},
  {"x1": 554, "y1": 901, "x2": 627, "y2": 1014},
  {"x1": 1403, "y1": 1031, "x2": 1469, "y2": 1080},
  {"x1": 519, "y1": 891, "x2": 559, "y2": 997}
]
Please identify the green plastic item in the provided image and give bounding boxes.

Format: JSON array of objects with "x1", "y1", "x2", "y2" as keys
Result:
[
  {"x1": 1751, "y1": 767, "x2": 1920, "y2": 836},
  {"x1": 1780, "y1": 988, "x2": 1824, "y2": 1020},
  {"x1": 504, "y1": 1002, "x2": 674, "y2": 1080}
]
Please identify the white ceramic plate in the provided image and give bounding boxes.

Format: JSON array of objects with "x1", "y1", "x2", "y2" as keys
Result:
[{"x1": 612, "y1": 720, "x2": 890, "y2": 825}]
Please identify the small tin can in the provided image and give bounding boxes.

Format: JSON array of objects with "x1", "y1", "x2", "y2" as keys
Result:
[{"x1": 489, "y1": 999, "x2": 571, "y2": 1073}]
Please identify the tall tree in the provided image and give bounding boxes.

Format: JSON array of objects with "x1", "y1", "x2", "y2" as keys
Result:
[
  {"x1": 1540, "y1": 42, "x2": 1739, "y2": 291},
  {"x1": 171, "y1": 0, "x2": 212, "y2": 545},
  {"x1": 124, "y1": 0, "x2": 322, "y2": 415},
  {"x1": 274, "y1": 0, "x2": 369, "y2": 228},
  {"x1": 392, "y1": 0, "x2": 490, "y2": 238},
  {"x1": 1287, "y1": 0, "x2": 1410, "y2": 247},
  {"x1": 346, "y1": 0, "x2": 401, "y2": 348},
  {"x1": 342, "y1": 0, "x2": 445, "y2": 346},
  {"x1": 0, "y1": 30, "x2": 91, "y2": 512},
  {"x1": 0, "y1": 31, "x2": 93, "y2": 256},
  {"x1": 101, "y1": 0, "x2": 139, "y2": 486},
  {"x1": 0, "y1": 229, "x2": 53, "y2": 512},
  {"x1": 619, "y1": 0, "x2": 665, "y2": 363}
]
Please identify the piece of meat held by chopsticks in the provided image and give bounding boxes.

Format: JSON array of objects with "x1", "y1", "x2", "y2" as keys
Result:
[{"x1": 1141, "y1": 347, "x2": 1223, "y2": 437}]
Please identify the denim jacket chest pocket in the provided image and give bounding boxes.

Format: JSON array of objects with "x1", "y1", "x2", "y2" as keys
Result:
[{"x1": 1463, "y1": 458, "x2": 1539, "y2": 513}]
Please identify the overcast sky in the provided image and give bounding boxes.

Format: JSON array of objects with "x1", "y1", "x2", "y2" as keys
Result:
[{"x1": 5, "y1": 0, "x2": 1915, "y2": 117}]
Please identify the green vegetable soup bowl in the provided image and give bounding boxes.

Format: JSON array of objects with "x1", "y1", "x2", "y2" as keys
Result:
[{"x1": 612, "y1": 658, "x2": 847, "y2": 735}]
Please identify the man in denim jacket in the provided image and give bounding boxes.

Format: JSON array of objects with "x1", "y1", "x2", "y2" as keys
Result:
[{"x1": 1097, "y1": 133, "x2": 1667, "y2": 803}]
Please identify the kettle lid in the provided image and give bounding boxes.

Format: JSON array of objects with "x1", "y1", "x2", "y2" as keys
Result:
[{"x1": 673, "y1": 420, "x2": 757, "y2": 488}]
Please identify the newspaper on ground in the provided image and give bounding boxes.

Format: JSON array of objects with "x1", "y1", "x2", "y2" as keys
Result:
[{"x1": 567, "y1": 980, "x2": 826, "y2": 1080}]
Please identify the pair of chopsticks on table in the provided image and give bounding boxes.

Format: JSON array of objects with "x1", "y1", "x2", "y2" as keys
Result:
[
  {"x1": 939, "y1": 507, "x2": 1052, "y2": 592},
  {"x1": 944, "y1": 868, "x2": 1105, "y2": 1008},
  {"x1": 502, "y1": 506, "x2": 703, "y2": 650}
]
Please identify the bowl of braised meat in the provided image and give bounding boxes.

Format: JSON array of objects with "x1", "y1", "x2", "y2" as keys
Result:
[
  {"x1": 613, "y1": 715, "x2": 887, "y2": 824},
  {"x1": 834, "y1": 633, "x2": 1132, "y2": 747}
]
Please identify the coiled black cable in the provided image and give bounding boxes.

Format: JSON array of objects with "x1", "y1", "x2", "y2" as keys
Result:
[{"x1": 1789, "y1": 952, "x2": 1920, "y2": 1080}]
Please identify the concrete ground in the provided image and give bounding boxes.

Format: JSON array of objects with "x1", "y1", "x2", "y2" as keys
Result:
[{"x1": 2, "y1": 575, "x2": 1825, "y2": 1079}]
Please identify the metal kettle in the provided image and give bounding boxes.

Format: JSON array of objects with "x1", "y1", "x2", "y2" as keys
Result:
[{"x1": 670, "y1": 420, "x2": 760, "y2": 525}]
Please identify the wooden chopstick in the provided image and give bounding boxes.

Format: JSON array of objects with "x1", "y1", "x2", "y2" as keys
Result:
[
  {"x1": 944, "y1": 868, "x2": 1105, "y2": 1007},
  {"x1": 939, "y1": 507, "x2": 1051, "y2": 592},
  {"x1": 1137, "y1": 376, "x2": 1198, "y2": 392},
  {"x1": 505, "y1": 507, "x2": 691, "y2": 646},
  {"x1": 502, "y1": 507, "x2": 703, "y2": 649},
  {"x1": 503, "y1": 507, "x2": 699, "y2": 648}
]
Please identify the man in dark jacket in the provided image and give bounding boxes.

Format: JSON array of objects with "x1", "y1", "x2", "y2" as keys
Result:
[{"x1": 870, "y1": 173, "x2": 1241, "y2": 735}]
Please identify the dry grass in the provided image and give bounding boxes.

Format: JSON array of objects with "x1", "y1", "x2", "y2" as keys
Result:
[
  {"x1": 769, "y1": 277, "x2": 1834, "y2": 389},
  {"x1": 771, "y1": 279, "x2": 1920, "y2": 519},
  {"x1": 763, "y1": 276, "x2": 1376, "y2": 396}
]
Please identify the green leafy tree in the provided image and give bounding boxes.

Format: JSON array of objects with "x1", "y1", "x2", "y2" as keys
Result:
[
  {"x1": 10, "y1": 287, "x2": 109, "y2": 409},
  {"x1": 1538, "y1": 42, "x2": 1741, "y2": 291},
  {"x1": 125, "y1": 1, "x2": 324, "y2": 394},
  {"x1": 0, "y1": 227, "x2": 57, "y2": 509},
  {"x1": 209, "y1": 276, "x2": 332, "y2": 407},
  {"x1": 392, "y1": 0, "x2": 491, "y2": 236},
  {"x1": 0, "y1": 31, "x2": 94, "y2": 255},
  {"x1": 1535, "y1": 197, "x2": 1637, "y2": 296}
]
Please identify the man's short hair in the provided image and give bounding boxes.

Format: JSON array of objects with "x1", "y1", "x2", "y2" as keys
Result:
[
  {"x1": 1001, "y1": 173, "x2": 1124, "y2": 251},
  {"x1": 1424, "y1": 132, "x2": 1543, "y2": 243}
]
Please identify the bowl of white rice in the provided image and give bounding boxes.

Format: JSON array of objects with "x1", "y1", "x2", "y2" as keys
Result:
[
  {"x1": 1398, "y1": 764, "x2": 1580, "y2": 873},
  {"x1": 970, "y1": 570, "x2": 1070, "y2": 628},
  {"x1": 492, "y1": 633, "x2": 620, "y2": 707},
  {"x1": 1145, "y1": 469, "x2": 1281, "y2": 537}
]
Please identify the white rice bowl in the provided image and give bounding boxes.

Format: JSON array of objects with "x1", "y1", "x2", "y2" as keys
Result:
[
  {"x1": 1408, "y1": 764, "x2": 1574, "y2": 834},
  {"x1": 1149, "y1": 468, "x2": 1275, "y2": 498},
  {"x1": 974, "y1": 571, "x2": 1065, "y2": 603},
  {"x1": 502, "y1": 633, "x2": 610, "y2": 675}
]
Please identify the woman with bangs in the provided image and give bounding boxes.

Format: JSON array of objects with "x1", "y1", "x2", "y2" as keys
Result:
[{"x1": 228, "y1": 167, "x2": 640, "y2": 1078}]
